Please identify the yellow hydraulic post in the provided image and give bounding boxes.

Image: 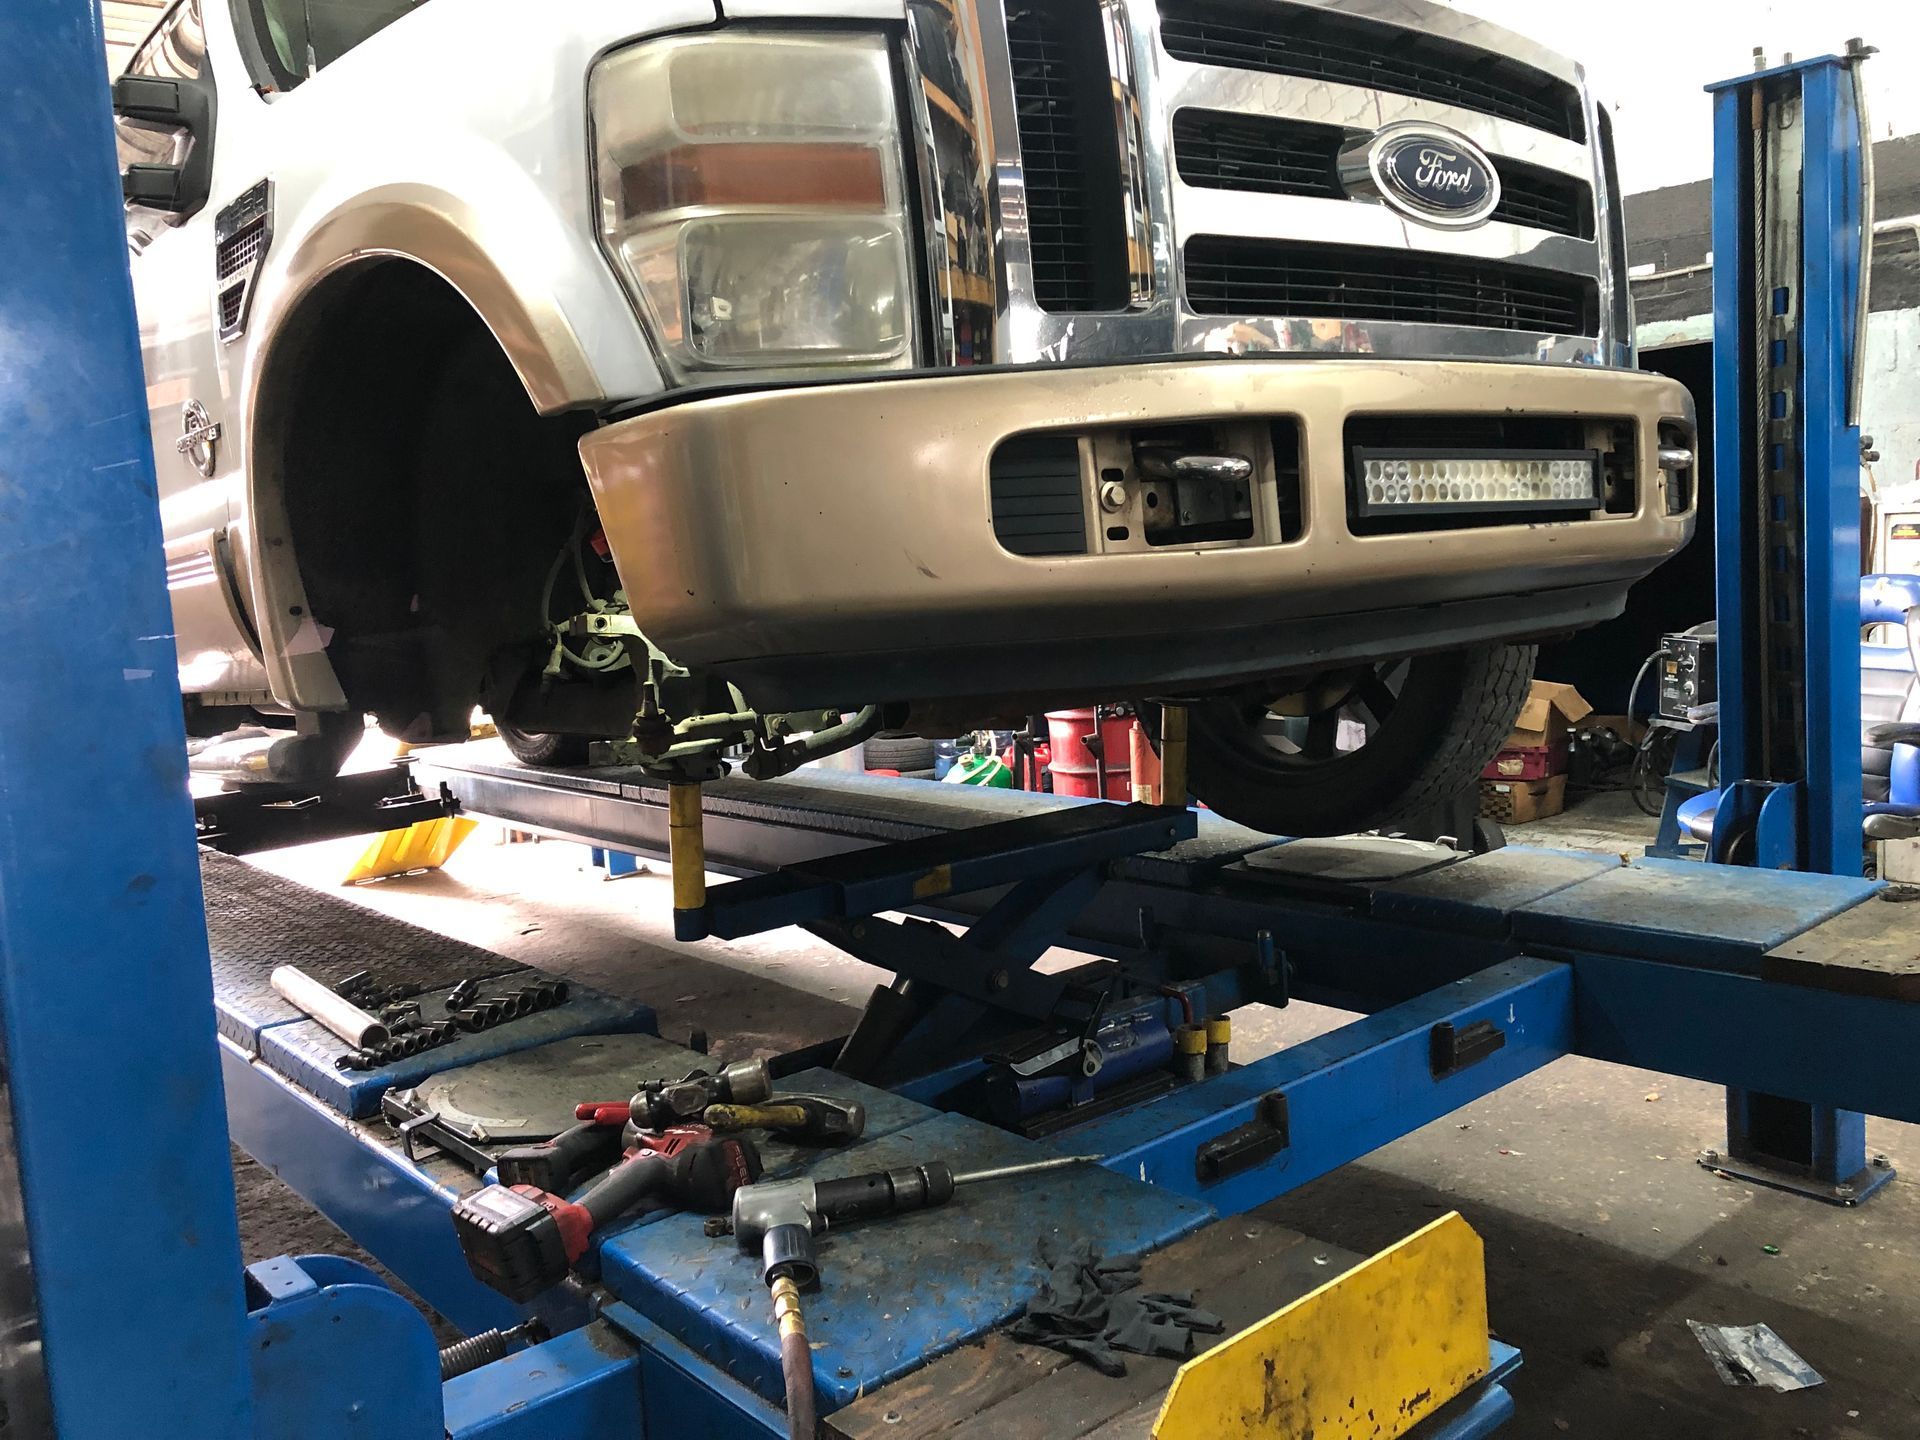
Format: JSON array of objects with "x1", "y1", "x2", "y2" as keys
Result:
[
  {"x1": 669, "y1": 781, "x2": 709, "y2": 940},
  {"x1": 1159, "y1": 704, "x2": 1189, "y2": 808}
]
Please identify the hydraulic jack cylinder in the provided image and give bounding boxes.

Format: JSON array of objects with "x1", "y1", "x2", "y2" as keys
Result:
[{"x1": 669, "y1": 781, "x2": 708, "y2": 940}]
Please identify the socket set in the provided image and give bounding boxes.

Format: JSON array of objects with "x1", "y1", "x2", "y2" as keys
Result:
[{"x1": 334, "y1": 977, "x2": 571, "y2": 1071}]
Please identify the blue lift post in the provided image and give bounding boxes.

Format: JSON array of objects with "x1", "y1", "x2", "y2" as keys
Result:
[
  {"x1": 1703, "y1": 46, "x2": 1891, "y2": 1202},
  {"x1": 0, "y1": 2, "x2": 255, "y2": 1431},
  {"x1": 1, "y1": 7, "x2": 453, "y2": 1435}
]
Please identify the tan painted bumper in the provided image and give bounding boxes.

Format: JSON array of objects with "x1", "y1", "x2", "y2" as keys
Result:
[{"x1": 580, "y1": 359, "x2": 1695, "y2": 672}]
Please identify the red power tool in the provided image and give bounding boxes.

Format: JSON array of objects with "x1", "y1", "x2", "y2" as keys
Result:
[
  {"x1": 453, "y1": 1123, "x2": 761, "y2": 1302},
  {"x1": 492, "y1": 1103, "x2": 631, "y2": 1193}
]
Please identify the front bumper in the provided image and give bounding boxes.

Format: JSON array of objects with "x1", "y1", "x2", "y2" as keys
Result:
[{"x1": 580, "y1": 358, "x2": 1694, "y2": 706}]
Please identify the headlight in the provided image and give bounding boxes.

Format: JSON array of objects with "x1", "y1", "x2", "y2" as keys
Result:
[{"x1": 591, "y1": 31, "x2": 915, "y2": 380}]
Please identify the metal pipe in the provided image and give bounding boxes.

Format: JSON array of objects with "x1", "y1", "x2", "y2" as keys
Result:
[
  {"x1": 270, "y1": 965, "x2": 389, "y2": 1049},
  {"x1": 950, "y1": 1154, "x2": 1102, "y2": 1187}
]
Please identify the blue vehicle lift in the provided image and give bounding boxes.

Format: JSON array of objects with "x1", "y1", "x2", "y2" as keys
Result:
[
  {"x1": 5, "y1": 8, "x2": 1917, "y2": 1437},
  {"x1": 1686, "y1": 45, "x2": 1893, "y2": 1203}
]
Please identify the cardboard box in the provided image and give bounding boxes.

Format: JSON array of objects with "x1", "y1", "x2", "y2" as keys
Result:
[
  {"x1": 1504, "y1": 679, "x2": 1593, "y2": 748},
  {"x1": 1481, "y1": 681, "x2": 1594, "y2": 780},
  {"x1": 1478, "y1": 774, "x2": 1567, "y2": 825}
]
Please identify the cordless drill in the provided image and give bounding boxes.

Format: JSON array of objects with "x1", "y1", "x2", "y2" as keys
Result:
[{"x1": 453, "y1": 1124, "x2": 761, "y2": 1301}]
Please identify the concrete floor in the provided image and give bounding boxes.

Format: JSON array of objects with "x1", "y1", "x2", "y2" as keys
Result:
[{"x1": 230, "y1": 788, "x2": 1920, "y2": 1438}]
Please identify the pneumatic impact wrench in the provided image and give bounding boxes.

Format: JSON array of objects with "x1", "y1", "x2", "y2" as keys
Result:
[{"x1": 708, "y1": 1153, "x2": 1100, "y2": 1439}]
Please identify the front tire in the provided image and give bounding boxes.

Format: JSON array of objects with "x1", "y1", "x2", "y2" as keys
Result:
[
  {"x1": 1166, "y1": 643, "x2": 1535, "y2": 837},
  {"x1": 498, "y1": 723, "x2": 591, "y2": 768}
]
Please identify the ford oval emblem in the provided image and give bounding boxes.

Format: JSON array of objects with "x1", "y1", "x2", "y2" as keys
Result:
[{"x1": 1340, "y1": 123, "x2": 1502, "y2": 229}]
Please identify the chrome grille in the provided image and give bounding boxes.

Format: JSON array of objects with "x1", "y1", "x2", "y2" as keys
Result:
[
  {"x1": 904, "y1": 0, "x2": 1628, "y2": 368},
  {"x1": 1004, "y1": 2, "x2": 1131, "y2": 311},
  {"x1": 1005, "y1": 4, "x2": 1099, "y2": 310},
  {"x1": 1158, "y1": 0, "x2": 1583, "y2": 141},
  {"x1": 1185, "y1": 237, "x2": 1594, "y2": 335},
  {"x1": 215, "y1": 219, "x2": 267, "y2": 280},
  {"x1": 1172, "y1": 110, "x2": 1593, "y2": 240}
]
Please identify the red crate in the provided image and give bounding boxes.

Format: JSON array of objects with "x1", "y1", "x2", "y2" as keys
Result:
[{"x1": 1481, "y1": 743, "x2": 1567, "y2": 781}]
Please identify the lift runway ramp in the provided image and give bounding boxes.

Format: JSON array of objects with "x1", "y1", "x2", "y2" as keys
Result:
[{"x1": 203, "y1": 851, "x2": 657, "y2": 1117}]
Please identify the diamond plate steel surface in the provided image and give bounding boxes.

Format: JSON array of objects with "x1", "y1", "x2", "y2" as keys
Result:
[
  {"x1": 260, "y1": 970, "x2": 656, "y2": 1120},
  {"x1": 203, "y1": 851, "x2": 528, "y2": 1050},
  {"x1": 597, "y1": 1111, "x2": 1212, "y2": 1414}
]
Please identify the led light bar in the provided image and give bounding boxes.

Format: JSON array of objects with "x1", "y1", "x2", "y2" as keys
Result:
[{"x1": 1352, "y1": 448, "x2": 1602, "y2": 517}]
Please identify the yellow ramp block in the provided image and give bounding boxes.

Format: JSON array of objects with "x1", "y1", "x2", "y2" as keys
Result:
[
  {"x1": 1155, "y1": 1212, "x2": 1489, "y2": 1440},
  {"x1": 345, "y1": 817, "x2": 477, "y2": 885}
]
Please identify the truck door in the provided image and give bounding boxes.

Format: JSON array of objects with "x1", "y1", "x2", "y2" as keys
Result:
[{"x1": 116, "y1": 0, "x2": 270, "y2": 702}]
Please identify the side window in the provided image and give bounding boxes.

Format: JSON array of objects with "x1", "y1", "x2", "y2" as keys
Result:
[
  {"x1": 115, "y1": 0, "x2": 208, "y2": 176},
  {"x1": 127, "y1": 0, "x2": 208, "y2": 81},
  {"x1": 306, "y1": 0, "x2": 423, "y2": 70},
  {"x1": 233, "y1": 0, "x2": 423, "y2": 91}
]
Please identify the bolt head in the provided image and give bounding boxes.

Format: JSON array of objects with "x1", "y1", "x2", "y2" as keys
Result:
[
  {"x1": 1099, "y1": 480, "x2": 1130, "y2": 512},
  {"x1": 989, "y1": 968, "x2": 1010, "y2": 991},
  {"x1": 1872, "y1": 1153, "x2": 1892, "y2": 1169}
]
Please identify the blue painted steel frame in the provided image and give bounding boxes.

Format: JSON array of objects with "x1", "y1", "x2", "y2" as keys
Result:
[
  {"x1": 443, "y1": 1323, "x2": 646, "y2": 1439},
  {"x1": 1705, "y1": 54, "x2": 1880, "y2": 1198},
  {"x1": 1708, "y1": 54, "x2": 1866, "y2": 873},
  {"x1": 0, "y1": 4, "x2": 253, "y2": 1433},
  {"x1": 1795, "y1": 59, "x2": 1869, "y2": 875},
  {"x1": 245, "y1": 1255, "x2": 442, "y2": 1438},
  {"x1": 220, "y1": 1039, "x2": 576, "y2": 1336},
  {"x1": 1058, "y1": 960, "x2": 1573, "y2": 1213}
]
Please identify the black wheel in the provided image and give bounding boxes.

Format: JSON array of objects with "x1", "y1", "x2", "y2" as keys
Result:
[
  {"x1": 1162, "y1": 643, "x2": 1535, "y2": 837},
  {"x1": 498, "y1": 723, "x2": 591, "y2": 768}
]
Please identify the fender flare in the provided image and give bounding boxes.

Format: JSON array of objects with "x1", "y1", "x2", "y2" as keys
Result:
[{"x1": 237, "y1": 186, "x2": 628, "y2": 711}]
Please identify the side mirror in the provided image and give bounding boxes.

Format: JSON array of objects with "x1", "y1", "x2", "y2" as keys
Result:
[{"x1": 113, "y1": 73, "x2": 215, "y2": 215}]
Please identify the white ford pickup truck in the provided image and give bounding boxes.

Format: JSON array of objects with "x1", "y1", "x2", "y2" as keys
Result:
[{"x1": 119, "y1": 0, "x2": 1694, "y2": 834}]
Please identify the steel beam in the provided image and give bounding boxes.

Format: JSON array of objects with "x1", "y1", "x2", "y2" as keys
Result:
[
  {"x1": 1056, "y1": 959, "x2": 1574, "y2": 1216},
  {"x1": 1573, "y1": 951, "x2": 1920, "y2": 1126}
]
